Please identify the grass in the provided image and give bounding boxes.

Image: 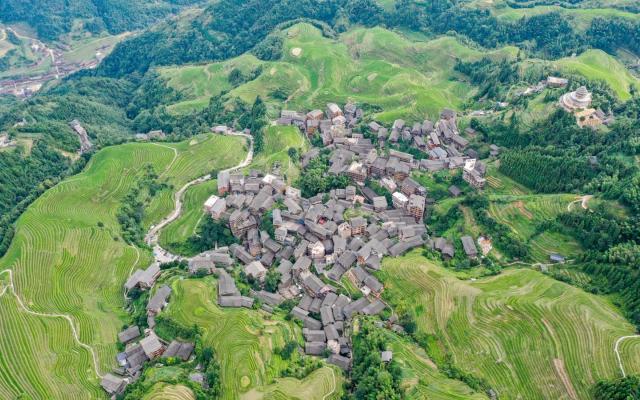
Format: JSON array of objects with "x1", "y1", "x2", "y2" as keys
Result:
[
  {"x1": 490, "y1": 2, "x2": 640, "y2": 31},
  {"x1": 384, "y1": 331, "x2": 487, "y2": 400},
  {"x1": 0, "y1": 134, "x2": 245, "y2": 399},
  {"x1": 158, "y1": 179, "x2": 217, "y2": 253},
  {"x1": 487, "y1": 193, "x2": 583, "y2": 261},
  {"x1": 143, "y1": 134, "x2": 247, "y2": 229},
  {"x1": 553, "y1": 50, "x2": 640, "y2": 100},
  {"x1": 380, "y1": 251, "x2": 640, "y2": 400},
  {"x1": 165, "y1": 278, "x2": 343, "y2": 400},
  {"x1": 143, "y1": 383, "x2": 194, "y2": 400},
  {"x1": 161, "y1": 23, "x2": 517, "y2": 122},
  {"x1": 248, "y1": 125, "x2": 308, "y2": 182},
  {"x1": 240, "y1": 367, "x2": 342, "y2": 400}
]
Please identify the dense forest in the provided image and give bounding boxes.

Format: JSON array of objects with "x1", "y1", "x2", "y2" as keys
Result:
[{"x1": 0, "y1": 0, "x2": 204, "y2": 41}]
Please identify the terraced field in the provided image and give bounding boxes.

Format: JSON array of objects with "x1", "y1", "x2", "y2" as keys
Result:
[
  {"x1": 248, "y1": 125, "x2": 308, "y2": 182},
  {"x1": 487, "y1": 194, "x2": 583, "y2": 261},
  {"x1": 553, "y1": 50, "x2": 640, "y2": 100},
  {"x1": 165, "y1": 278, "x2": 342, "y2": 400},
  {"x1": 143, "y1": 383, "x2": 195, "y2": 400},
  {"x1": 0, "y1": 135, "x2": 245, "y2": 399},
  {"x1": 381, "y1": 252, "x2": 640, "y2": 400},
  {"x1": 385, "y1": 332, "x2": 487, "y2": 399},
  {"x1": 143, "y1": 134, "x2": 247, "y2": 228},
  {"x1": 241, "y1": 367, "x2": 342, "y2": 400},
  {"x1": 161, "y1": 23, "x2": 517, "y2": 122},
  {"x1": 158, "y1": 179, "x2": 217, "y2": 254}
]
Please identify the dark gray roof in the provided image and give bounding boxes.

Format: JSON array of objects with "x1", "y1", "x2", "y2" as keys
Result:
[
  {"x1": 118, "y1": 326, "x2": 140, "y2": 344},
  {"x1": 147, "y1": 285, "x2": 171, "y2": 312}
]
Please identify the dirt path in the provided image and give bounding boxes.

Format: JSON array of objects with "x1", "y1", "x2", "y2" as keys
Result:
[
  {"x1": 145, "y1": 131, "x2": 253, "y2": 247},
  {"x1": 614, "y1": 335, "x2": 640, "y2": 377},
  {"x1": 0, "y1": 269, "x2": 104, "y2": 379},
  {"x1": 553, "y1": 358, "x2": 578, "y2": 400},
  {"x1": 567, "y1": 195, "x2": 592, "y2": 212}
]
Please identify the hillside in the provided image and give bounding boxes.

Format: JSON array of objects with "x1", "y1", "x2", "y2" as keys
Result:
[
  {"x1": 160, "y1": 24, "x2": 516, "y2": 121},
  {"x1": 0, "y1": 0, "x2": 639, "y2": 399},
  {"x1": 0, "y1": 134, "x2": 246, "y2": 398},
  {"x1": 381, "y1": 252, "x2": 640, "y2": 399},
  {"x1": 0, "y1": 0, "x2": 203, "y2": 41}
]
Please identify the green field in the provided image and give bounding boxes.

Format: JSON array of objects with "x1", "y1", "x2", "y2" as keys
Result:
[
  {"x1": 380, "y1": 252, "x2": 640, "y2": 400},
  {"x1": 0, "y1": 134, "x2": 245, "y2": 399},
  {"x1": 161, "y1": 23, "x2": 517, "y2": 122},
  {"x1": 553, "y1": 50, "x2": 640, "y2": 100},
  {"x1": 143, "y1": 134, "x2": 247, "y2": 229},
  {"x1": 158, "y1": 179, "x2": 217, "y2": 254},
  {"x1": 248, "y1": 125, "x2": 308, "y2": 182},
  {"x1": 487, "y1": 193, "x2": 583, "y2": 261},
  {"x1": 165, "y1": 278, "x2": 343, "y2": 400},
  {"x1": 386, "y1": 332, "x2": 487, "y2": 399},
  {"x1": 143, "y1": 383, "x2": 194, "y2": 400}
]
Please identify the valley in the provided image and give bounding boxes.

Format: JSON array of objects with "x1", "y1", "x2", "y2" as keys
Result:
[{"x1": 0, "y1": 0, "x2": 639, "y2": 399}]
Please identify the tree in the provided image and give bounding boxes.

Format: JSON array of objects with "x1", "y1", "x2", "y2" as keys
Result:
[{"x1": 264, "y1": 269, "x2": 281, "y2": 293}]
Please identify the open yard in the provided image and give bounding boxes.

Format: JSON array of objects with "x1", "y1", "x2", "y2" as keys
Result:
[{"x1": 380, "y1": 251, "x2": 640, "y2": 400}]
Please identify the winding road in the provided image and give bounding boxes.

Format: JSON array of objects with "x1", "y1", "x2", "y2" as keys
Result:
[{"x1": 145, "y1": 131, "x2": 254, "y2": 247}]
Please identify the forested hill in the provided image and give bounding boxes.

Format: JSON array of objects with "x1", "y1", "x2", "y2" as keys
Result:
[
  {"x1": 95, "y1": 0, "x2": 640, "y2": 78},
  {"x1": 0, "y1": 0, "x2": 204, "y2": 41}
]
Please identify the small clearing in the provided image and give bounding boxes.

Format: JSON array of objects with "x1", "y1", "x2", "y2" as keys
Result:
[{"x1": 291, "y1": 47, "x2": 302, "y2": 57}]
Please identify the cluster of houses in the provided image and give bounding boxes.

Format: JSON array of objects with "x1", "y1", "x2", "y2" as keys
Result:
[
  {"x1": 103, "y1": 101, "x2": 495, "y2": 397},
  {"x1": 196, "y1": 166, "x2": 431, "y2": 370},
  {"x1": 278, "y1": 102, "x2": 490, "y2": 189},
  {"x1": 521, "y1": 76, "x2": 614, "y2": 129},
  {"x1": 100, "y1": 302, "x2": 196, "y2": 397}
]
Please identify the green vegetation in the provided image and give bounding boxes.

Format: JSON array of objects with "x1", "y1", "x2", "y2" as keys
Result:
[
  {"x1": 158, "y1": 180, "x2": 217, "y2": 253},
  {"x1": 162, "y1": 24, "x2": 515, "y2": 122},
  {"x1": 143, "y1": 384, "x2": 195, "y2": 400},
  {"x1": 593, "y1": 375, "x2": 640, "y2": 400},
  {"x1": 0, "y1": 0, "x2": 203, "y2": 41},
  {"x1": 0, "y1": 134, "x2": 244, "y2": 398},
  {"x1": 487, "y1": 194, "x2": 583, "y2": 261},
  {"x1": 249, "y1": 125, "x2": 308, "y2": 182},
  {"x1": 164, "y1": 278, "x2": 343, "y2": 400},
  {"x1": 345, "y1": 319, "x2": 403, "y2": 399},
  {"x1": 380, "y1": 251, "x2": 640, "y2": 399},
  {"x1": 553, "y1": 50, "x2": 640, "y2": 100}
]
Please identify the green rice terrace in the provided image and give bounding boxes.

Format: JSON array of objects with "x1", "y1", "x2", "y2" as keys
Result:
[
  {"x1": 1, "y1": 1, "x2": 640, "y2": 398},
  {"x1": 0, "y1": 133, "x2": 246, "y2": 399},
  {"x1": 381, "y1": 251, "x2": 640, "y2": 400}
]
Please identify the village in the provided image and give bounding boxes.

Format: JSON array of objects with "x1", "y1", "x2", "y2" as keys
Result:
[
  {"x1": 98, "y1": 98, "x2": 494, "y2": 397},
  {"x1": 99, "y1": 79, "x2": 598, "y2": 396}
]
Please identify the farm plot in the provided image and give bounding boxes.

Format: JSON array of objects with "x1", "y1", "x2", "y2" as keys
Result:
[
  {"x1": 162, "y1": 23, "x2": 516, "y2": 122},
  {"x1": 143, "y1": 134, "x2": 246, "y2": 228},
  {"x1": 487, "y1": 194, "x2": 582, "y2": 261},
  {"x1": 0, "y1": 135, "x2": 245, "y2": 399},
  {"x1": 143, "y1": 383, "x2": 194, "y2": 400},
  {"x1": 385, "y1": 332, "x2": 487, "y2": 400},
  {"x1": 248, "y1": 125, "x2": 308, "y2": 182},
  {"x1": 165, "y1": 279, "x2": 342, "y2": 400},
  {"x1": 240, "y1": 366, "x2": 342, "y2": 400},
  {"x1": 380, "y1": 251, "x2": 640, "y2": 400},
  {"x1": 158, "y1": 179, "x2": 217, "y2": 254}
]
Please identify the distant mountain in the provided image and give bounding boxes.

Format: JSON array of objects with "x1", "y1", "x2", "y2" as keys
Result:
[{"x1": 0, "y1": 0, "x2": 204, "y2": 41}]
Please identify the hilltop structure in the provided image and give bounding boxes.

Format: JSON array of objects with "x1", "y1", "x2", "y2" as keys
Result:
[{"x1": 559, "y1": 86, "x2": 592, "y2": 112}]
